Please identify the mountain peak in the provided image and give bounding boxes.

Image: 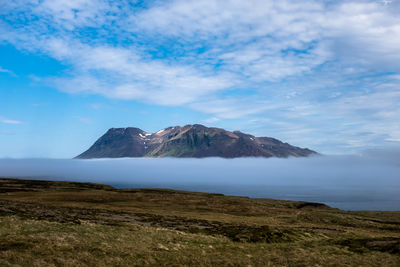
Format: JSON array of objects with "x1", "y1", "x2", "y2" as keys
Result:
[{"x1": 76, "y1": 125, "x2": 317, "y2": 159}]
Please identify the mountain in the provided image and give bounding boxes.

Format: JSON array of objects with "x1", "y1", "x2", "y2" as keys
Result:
[{"x1": 76, "y1": 124, "x2": 317, "y2": 159}]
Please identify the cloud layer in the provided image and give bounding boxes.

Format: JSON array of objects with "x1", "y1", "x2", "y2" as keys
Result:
[
  {"x1": 0, "y1": 152, "x2": 400, "y2": 210},
  {"x1": 1, "y1": 0, "x2": 400, "y2": 152}
]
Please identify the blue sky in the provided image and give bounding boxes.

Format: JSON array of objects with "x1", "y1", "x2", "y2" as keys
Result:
[{"x1": 1, "y1": 0, "x2": 400, "y2": 158}]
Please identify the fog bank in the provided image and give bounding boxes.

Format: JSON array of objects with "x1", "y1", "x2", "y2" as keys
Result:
[{"x1": 0, "y1": 153, "x2": 399, "y2": 211}]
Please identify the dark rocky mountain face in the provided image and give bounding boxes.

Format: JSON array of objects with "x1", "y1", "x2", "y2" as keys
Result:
[{"x1": 76, "y1": 124, "x2": 317, "y2": 159}]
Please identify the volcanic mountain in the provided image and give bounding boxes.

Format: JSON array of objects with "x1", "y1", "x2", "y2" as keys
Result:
[{"x1": 76, "y1": 124, "x2": 317, "y2": 159}]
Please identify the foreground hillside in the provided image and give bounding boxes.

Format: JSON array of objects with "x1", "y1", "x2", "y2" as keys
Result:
[
  {"x1": 0, "y1": 178, "x2": 399, "y2": 266},
  {"x1": 76, "y1": 124, "x2": 316, "y2": 159}
]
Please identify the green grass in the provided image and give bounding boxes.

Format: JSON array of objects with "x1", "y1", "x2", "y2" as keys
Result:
[{"x1": 0, "y1": 178, "x2": 399, "y2": 266}]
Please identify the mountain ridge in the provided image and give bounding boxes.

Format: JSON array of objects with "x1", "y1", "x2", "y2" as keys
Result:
[{"x1": 76, "y1": 124, "x2": 317, "y2": 159}]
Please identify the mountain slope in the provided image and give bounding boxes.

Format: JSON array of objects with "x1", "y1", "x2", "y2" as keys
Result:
[{"x1": 76, "y1": 124, "x2": 317, "y2": 159}]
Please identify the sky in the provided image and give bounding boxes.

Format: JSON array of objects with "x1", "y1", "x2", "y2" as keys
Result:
[{"x1": 1, "y1": 0, "x2": 400, "y2": 158}]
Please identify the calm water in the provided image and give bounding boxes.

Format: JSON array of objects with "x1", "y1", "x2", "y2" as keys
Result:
[{"x1": 0, "y1": 154, "x2": 399, "y2": 211}]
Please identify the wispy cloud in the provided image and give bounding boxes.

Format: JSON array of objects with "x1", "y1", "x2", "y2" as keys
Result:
[
  {"x1": 74, "y1": 116, "x2": 93, "y2": 124},
  {"x1": 0, "y1": 116, "x2": 22, "y2": 124},
  {"x1": 31, "y1": 103, "x2": 48, "y2": 107},
  {"x1": 0, "y1": 66, "x2": 16, "y2": 76}
]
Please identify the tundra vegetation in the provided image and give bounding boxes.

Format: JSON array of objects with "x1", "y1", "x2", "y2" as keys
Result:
[{"x1": 0, "y1": 178, "x2": 399, "y2": 266}]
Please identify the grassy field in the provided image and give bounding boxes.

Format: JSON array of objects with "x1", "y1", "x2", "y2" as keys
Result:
[{"x1": 0, "y1": 178, "x2": 399, "y2": 266}]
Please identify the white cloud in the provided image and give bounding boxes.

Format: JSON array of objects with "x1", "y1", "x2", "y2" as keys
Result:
[
  {"x1": 0, "y1": 116, "x2": 22, "y2": 124},
  {"x1": 324, "y1": 2, "x2": 400, "y2": 69},
  {"x1": 0, "y1": 66, "x2": 16, "y2": 76},
  {"x1": 74, "y1": 116, "x2": 93, "y2": 124},
  {"x1": 190, "y1": 97, "x2": 280, "y2": 119},
  {"x1": 3, "y1": 0, "x2": 399, "y2": 100},
  {"x1": 202, "y1": 117, "x2": 220, "y2": 124},
  {"x1": 31, "y1": 0, "x2": 115, "y2": 31},
  {"x1": 43, "y1": 42, "x2": 235, "y2": 105},
  {"x1": 131, "y1": 0, "x2": 400, "y2": 74}
]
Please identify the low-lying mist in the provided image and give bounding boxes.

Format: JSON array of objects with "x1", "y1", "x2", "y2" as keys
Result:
[{"x1": 0, "y1": 152, "x2": 399, "y2": 211}]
